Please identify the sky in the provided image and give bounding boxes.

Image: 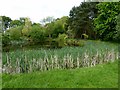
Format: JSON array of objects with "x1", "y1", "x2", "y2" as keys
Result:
[{"x1": 0, "y1": 0, "x2": 83, "y2": 23}]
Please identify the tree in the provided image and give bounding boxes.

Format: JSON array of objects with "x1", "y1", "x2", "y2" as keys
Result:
[
  {"x1": 41, "y1": 16, "x2": 55, "y2": 25},
  {"x1": 114, "y1": 14, "x2": 120, "y2": 41},
  {"x1": 67, "y1": 2, "x2": 98, "y2": 39},
  {"x1": 1, "y1": 16, "x2": 12, "y2": 31},
  {"x1": 10, "y1": 18, "x2": 25, "y2": 28},
  {"x1": 94, "y1": 2, "x2": 120, "y2": 41},
  {"x1": 9, "y1": 26, "x2": 23, "y2": 40},
  {"x1": 0, "y1": 16, "x2": 2, "y2": 32},
  {"x1": 28, "y1": 25, "x2": 46, "y2": 44},
  {"x1": 45, "y1": 16, "x2": 68, "y2": 38},
  {"x1": 22, "y1": 18, "x2": 32, "y2": 36}
]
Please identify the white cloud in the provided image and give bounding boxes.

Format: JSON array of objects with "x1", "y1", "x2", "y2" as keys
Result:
[{"x1": 0, "y1": 0, "x2": 83, "y2": 23}]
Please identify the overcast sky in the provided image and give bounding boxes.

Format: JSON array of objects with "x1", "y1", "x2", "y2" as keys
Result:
[{"x1": 0, "y1": 0, "x2": 83, "y2": 23}]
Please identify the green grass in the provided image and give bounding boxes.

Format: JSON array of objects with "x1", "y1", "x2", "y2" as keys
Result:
[{"x1": 2, "y1": 60, "x2": 118, "y2": 88}]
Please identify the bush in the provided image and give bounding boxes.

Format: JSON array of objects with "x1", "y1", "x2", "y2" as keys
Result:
[
  {"x1": 28, "y1": 25, "x2": 46, "y2": 44},
  {"x1": 66, "y1": 39, "x2": 85, "y2": 47},
  {"x1": 9, "y1": 26, "x2": 22, "y2": 40},
  {"x1": 2, "y1": 31, "x2": 11, "y2": 47},
  {"x1": 114, "y1": 14, "x2": 120, "y2": 41},
  {"x1": 56, "y1": 33, "x2": 68, "y2": 48}
]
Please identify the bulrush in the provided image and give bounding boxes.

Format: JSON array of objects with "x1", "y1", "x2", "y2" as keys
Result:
[
  {"x1": 2, "y1": 49, "x2": 118, "y2": 74},
  {"x1": 15, "y1": 58, "x2": 21, "y2": 73},
  {"x1": 77, "y1": 57, "x2": 80, "y2": 68},
  {"x1": 83, "y1": 52, "x2": 89, "y2": 67}
]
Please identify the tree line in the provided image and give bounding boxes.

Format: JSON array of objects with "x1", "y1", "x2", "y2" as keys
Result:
[{"x1": 1, "y1": 2, "x2": 120, "y2": 51}]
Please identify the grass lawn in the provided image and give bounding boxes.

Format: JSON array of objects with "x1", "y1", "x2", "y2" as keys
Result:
[{"x1": 2, "y1": 60, "x2": 118, "y2": 88}]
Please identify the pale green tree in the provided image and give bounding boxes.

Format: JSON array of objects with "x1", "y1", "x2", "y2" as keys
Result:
[{"x1": 22, "y1": 17, "x2": 32, "y2": 36}]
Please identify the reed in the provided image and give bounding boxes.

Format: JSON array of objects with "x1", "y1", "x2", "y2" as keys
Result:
[{"x1": 2, "y1": 48, "x2": 118, "y2": 74}]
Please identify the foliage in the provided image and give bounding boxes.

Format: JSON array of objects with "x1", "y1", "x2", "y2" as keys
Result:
[
  {"x1": 45, "y1": 22, "x2": 54, "y2": 38},
  {"x1": 45, "y1": 16, "x2": 68, "y2": 38},
  {"x1": 10, "y1": 18, "x2": 25, "y2": 28},
  {"x1": 67, "y1": 2, "x2": 98, "y2": 39},
  {"x1": 66, "y1": 39, "x2": 85, "y2": 47},
  {"x1": 2, "y1": 40, "x2": 118, "y2": 64},
  {"x1": 1, "y1": 16, "x2": 12, "y2": 30},
  {"x1": 114, "y1": 14, "x2": 120, "y2": 41},
  {"x1": 52, "y1": 16, "x2": 68, "y2": 38},
  {"x1": 56, "y1": 33, "x2": 68, "y2": 48},
  {"x1": 94, "y1": 2, "x2": 120, "y2": 41},
  {"x1": 9, "y1": 26, "x2": 23, "y2": 40},
  {"x1": 2, "y1": 31, "x2": 11, "y2": 47},
  {"x1": 28, "y1": 25, "x2": 46, "y2": 44},
  {"x1": 22, "y1": 18, "x2": 32, "y2": 36}
]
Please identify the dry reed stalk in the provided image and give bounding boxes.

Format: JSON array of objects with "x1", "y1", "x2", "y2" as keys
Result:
[
  {"x1": 15, "y1": 58, "x2": 21, "y2": 73},
  {"x1": 54, "y1": 55, "x2": 59, "y2": 69},
  {"x1": 32, "y1": 58, "x2": 36, "y2": 72},
  {"x1": 40, "y1": 59, "x2": 44, "y2": 71},
  {"x1": 66, "y1": 54, "x2": 70, "y2": 69},
  {"x1": 51, "y1": 55, "x2": 54, "y2": 69},
  {"x1": 63, "y1": 56, "x2": 67, "y2": 69},
  {"x1": 69, "y1": 55, "x2": 74, "y2": 69},
  {"x1": 111, "y1": 49, "x2": 115, "y2": 62},
  {"x1": 83, "y1": 52, "x2": 89, "y2": 67},
  {"x1": 45, "y1": 57, "x2": 49, "y2": 71},
  {"x1": 116, "y1": 52, "x2": 119, "y2": 60},
  {"x1": 77, "y1": 57, "x2": 80, "y2": 68},
  {"x1": 29, "y1": 64, "x2": 33, "y2": 72}
]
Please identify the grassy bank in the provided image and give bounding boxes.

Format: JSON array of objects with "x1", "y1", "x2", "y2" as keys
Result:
[{"x1": 2, "y1": 60, "x2": 118, "y2": 88}]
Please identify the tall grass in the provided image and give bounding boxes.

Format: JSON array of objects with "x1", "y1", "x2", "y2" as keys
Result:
[{"x1": 2, "y1": 40, "x2": 119, "y2": 73}]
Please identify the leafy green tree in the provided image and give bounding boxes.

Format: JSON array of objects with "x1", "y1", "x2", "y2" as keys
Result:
[
  {"x1": 56, "y1": 33, "x2": 68, "y2": 48},
  {"x1": 1, "y1": 16, "x2": 12, "y2": 31},
  {"x1": 52, "y1": 16, "x2": 68, "y2": 38},
  {"x1": 45, "y1": 16, "x2": 68, "y2": 38},
  {"x1": 2, "y1": 30, "x2": 11, "y2": 47},
  {"x1": 22, "y1": 18, "x2": 32, "y2": 36},
  {"x1": 67, "y1": 2, "x2": 98, "y2": 39},
  {"x1": 28, "y1": 25, "x2": 46, "y2": 44},
  {"x1": 0, "y1": 16, "x2": 2, "y2": 32},
  {"x1": 114, "y1": 14, "x2": 120, "y2": 41},
  {"x1": 9, "y1": 26, "x2": 23, "y2": 40},
  {"x1": 94, "y1": 2, "x2": 120, "y2": 41},
  {"x1": 10, "y1": 18, "x2": 25, "y2": 28},
  {"x1": 45, "y1": 22, "x2": 54, "y2": 38}
]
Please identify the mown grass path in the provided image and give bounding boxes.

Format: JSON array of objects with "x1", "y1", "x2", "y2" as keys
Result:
[{"x1": 2, "y1": 60, "x2": 118, "y2": 88}]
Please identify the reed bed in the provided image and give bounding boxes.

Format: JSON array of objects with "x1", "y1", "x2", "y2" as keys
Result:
[
  {"x1": 2, "y1": 40, "x2": 119, "y2": 73},
  {"x1": 2, "y1": 48, "x2": 119, "y2": 74}
]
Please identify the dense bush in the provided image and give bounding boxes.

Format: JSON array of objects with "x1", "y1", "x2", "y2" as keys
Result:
[
  {"x1": 28, "y1": 25, "x2": 46, "y2": 44},
  {"x1": 56, "y1": 33, "x2": 68, "y2": 48},
  {"x1": 9, "y1": 26, "x2": 23, "y2": 40},
  {"x1": 114, "y1": 14, "x2": 120, "y2": 41},
  {"x1": 94, "y1": 2, "x2": 120, "y2": 41},
  {"x1": 2, "y1": 33, "x2": 10, "y2": 47}
]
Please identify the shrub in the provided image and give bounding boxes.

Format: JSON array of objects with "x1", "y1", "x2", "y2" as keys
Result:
[
  {"x1": 56, "y1": 33, "x2": 68, "y2": 48},
  {"x1": 2, "y1": 31, "x2": 11, "y2": 46},
  {"x1": 28, "y1": 25, "x2": 46, "y2": 44},
  {"x1": 9, "y1": 26, "x2": 22, "y2": 40},
  {"x1": 66, "y1": 39, "x2": 85, "y2": 47}
]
